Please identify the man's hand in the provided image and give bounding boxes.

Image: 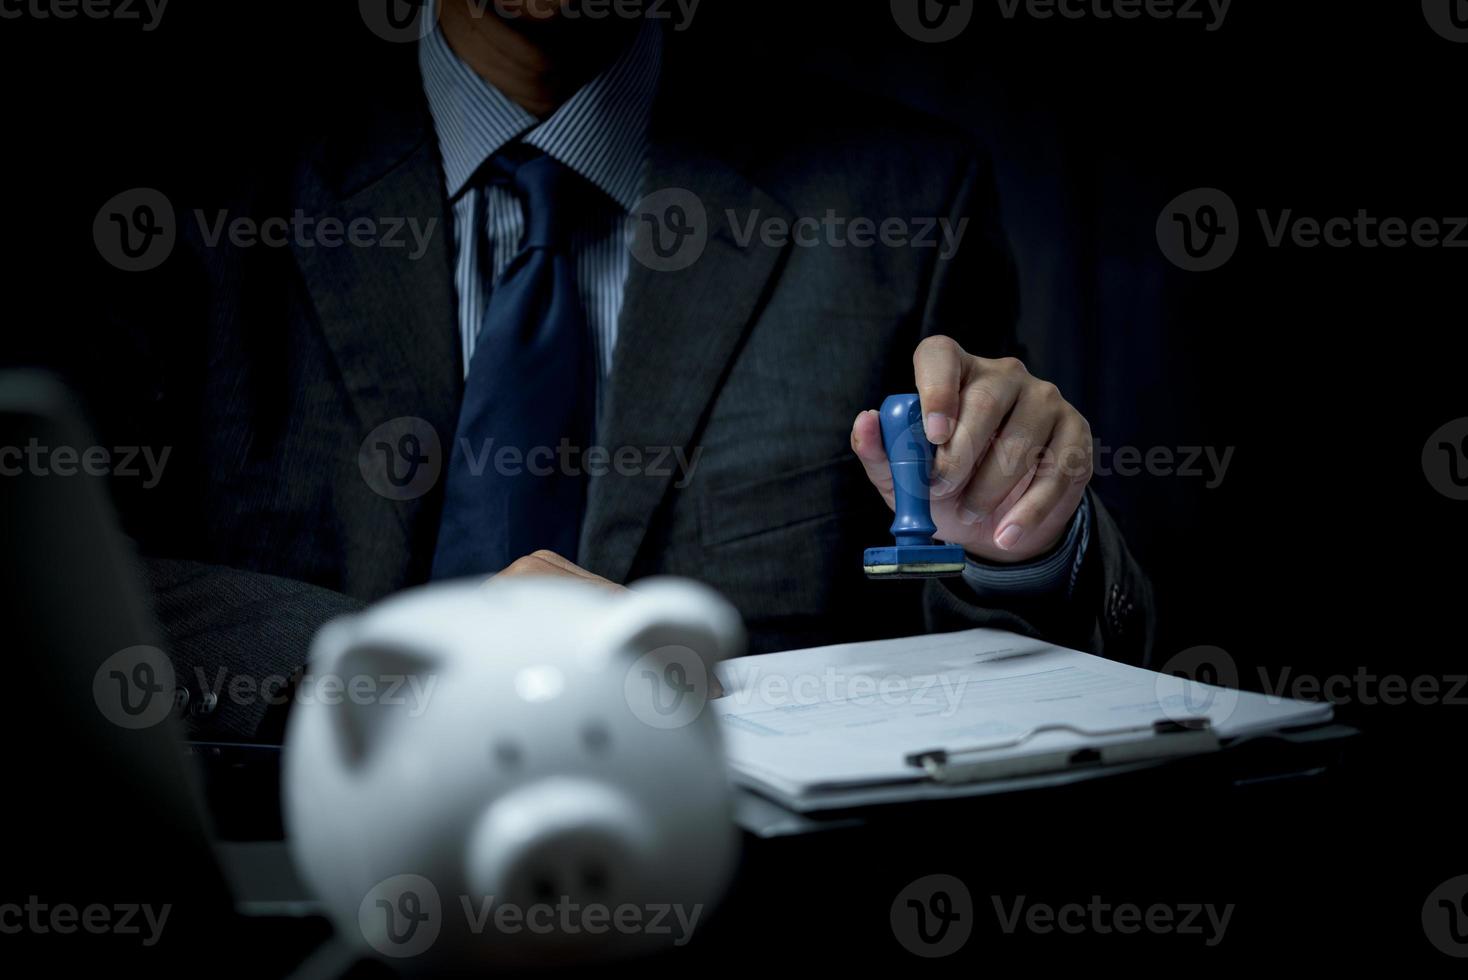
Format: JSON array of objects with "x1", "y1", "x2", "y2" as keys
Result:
[
  {"x1": 852, "y1": 336, "x2": 1093, "y2": 565},
  {"x1": 493, "y1": 551, "x2": 723, "y2": 693},
  {"x1": 496, "y1": 550, "x2": 627, "y2": 592}
]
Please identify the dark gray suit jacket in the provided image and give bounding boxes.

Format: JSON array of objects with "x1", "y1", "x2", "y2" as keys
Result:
[{"x1": 87, "y1": 44, "x2": 1154, "y2": 741}]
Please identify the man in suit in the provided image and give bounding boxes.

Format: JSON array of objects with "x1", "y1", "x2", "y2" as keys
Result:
[{"x1": 87, "y1": 2, "x2": 1153, "y2": 741}]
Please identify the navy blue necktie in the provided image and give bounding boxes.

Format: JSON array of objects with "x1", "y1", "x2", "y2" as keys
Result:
[{"x1": 431, "y1": 146, "x2": 597, "y2": 579}]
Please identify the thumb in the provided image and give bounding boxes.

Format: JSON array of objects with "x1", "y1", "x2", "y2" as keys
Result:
[{"x1": 851, "y1": 410, "x2": 896, "y2": 510}]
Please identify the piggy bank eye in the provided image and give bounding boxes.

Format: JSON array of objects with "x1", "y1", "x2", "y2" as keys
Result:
[
  {"x1": 581, "y1": 721, "x2": 611, "y2": 756},
  {"x1": 493, "y1": 739, "x2": 523, "y2": 770},
  {"x1": 581, "y1": 861, "x2": 608, "y2": 895}
]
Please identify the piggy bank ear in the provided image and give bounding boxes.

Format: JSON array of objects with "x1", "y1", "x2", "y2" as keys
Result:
[
  {"x1": 597, "y1": 577, "x2": 745, "y2": 673},
  {"x1": 307, "y1": 618, "x2": 441, "y2": 770}
]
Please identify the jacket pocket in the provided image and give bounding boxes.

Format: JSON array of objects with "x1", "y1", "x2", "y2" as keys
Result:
[{"x1": 699, "y1": 453, "x2": 865, "y2": 549}]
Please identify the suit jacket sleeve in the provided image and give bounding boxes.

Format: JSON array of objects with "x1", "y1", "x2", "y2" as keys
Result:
[
  {"x1": 916, "y1": 148, "x2": 1156, "y2": 666},
  {"x1": 143, "y1": 557, "x2": 366, "y2": 742}
]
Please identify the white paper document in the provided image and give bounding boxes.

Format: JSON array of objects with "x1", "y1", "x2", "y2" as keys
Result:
[{"x1": 712, "y1": 629, "x2": 1332, "y2": 811}]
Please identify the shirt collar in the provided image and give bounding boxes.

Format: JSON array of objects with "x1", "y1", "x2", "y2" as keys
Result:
[{"x1": 419, "y1": 19, "x2": 662, "y2": 211}]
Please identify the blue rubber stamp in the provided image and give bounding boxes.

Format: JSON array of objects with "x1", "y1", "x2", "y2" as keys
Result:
[{"x1": 863, "y1": 393, "x2": 966, "y2": 580}]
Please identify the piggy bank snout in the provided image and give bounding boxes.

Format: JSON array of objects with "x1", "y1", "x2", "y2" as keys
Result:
[{"x1": 468, "y1": 778, "x2": 654, "y2": 908}]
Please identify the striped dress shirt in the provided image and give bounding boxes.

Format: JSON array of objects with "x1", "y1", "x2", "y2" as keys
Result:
[
  {"x1": 418, "y1": 19, "x2": 660, "y2": 385},
  {"x1": 417, "y1": 20, "x2": 1089, "y2": 597}
]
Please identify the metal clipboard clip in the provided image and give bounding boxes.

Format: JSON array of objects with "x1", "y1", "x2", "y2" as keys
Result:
[{"x1": 904, "y1": 717, "x2": 1219, "y2": 785}]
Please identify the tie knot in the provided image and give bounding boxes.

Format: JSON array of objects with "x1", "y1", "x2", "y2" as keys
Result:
[{"x1": 485, "y1": 146, "x2": 584, "y2": 249}]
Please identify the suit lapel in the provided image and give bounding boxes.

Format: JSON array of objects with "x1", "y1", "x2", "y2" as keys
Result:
[
  {"x1": 291, "y1": 68, "x2": 462, "y2": 556},
  {"x1": 581, "y1": 138, "x2": 794, "y2": 582}
]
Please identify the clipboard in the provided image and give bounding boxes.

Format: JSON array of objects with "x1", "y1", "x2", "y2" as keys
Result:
[
  {"x1": 715, "y1": 627, "x2": 1337, "y2": 820},
  {"x1": 733, "y1": 721, "x2": 1359, "y2": 837},
  {"x1": 904, "y1": 717, "x2": 1219, "y2": 784}
]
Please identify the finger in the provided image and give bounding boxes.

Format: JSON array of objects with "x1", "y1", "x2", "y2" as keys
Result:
[
  {"x1": 851, "y1": 409, "x2": 896, "y2": 509},
  {"x1": 526, "y1": 550, "x2": 581, "y2": 574},
  {"x1": 538, "y1": 553, "x2": 625, "y2": 590},
  {"x1": 986, "y1": 461, "x2": 1037, "y2": 529},
  {"x1": 498, "y1": 553, "x2": 563, "y2": 581},
  {"x1": 912, "y1": 335, "x2": 967, "y2": 444},
  {"x1": 516, "y1": 551, "x2": 623, "y2": 589},
  {"x1": 992, "y1": 413, "x2": 1093, "y2": 553},
  {"x1": 955, "y1": 377, "x2": 1060, "y2": 523},
  {"x1": 932, "y1": 358, "x2": 1027, "y2": 502}
]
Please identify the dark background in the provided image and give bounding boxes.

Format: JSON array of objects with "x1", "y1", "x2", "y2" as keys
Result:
[{"x1": 2, "y1": 0, "x2": 1463, "y2": 968}]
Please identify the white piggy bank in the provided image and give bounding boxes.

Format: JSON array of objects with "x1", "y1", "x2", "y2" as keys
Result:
[{"x1": 283, "y1": 576, "x2": 743, "y2": 970}]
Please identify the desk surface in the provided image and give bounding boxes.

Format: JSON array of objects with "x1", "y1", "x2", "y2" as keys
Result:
[{"x1": 202, "y1": 724, "x2": 1372, "y2": 973}]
